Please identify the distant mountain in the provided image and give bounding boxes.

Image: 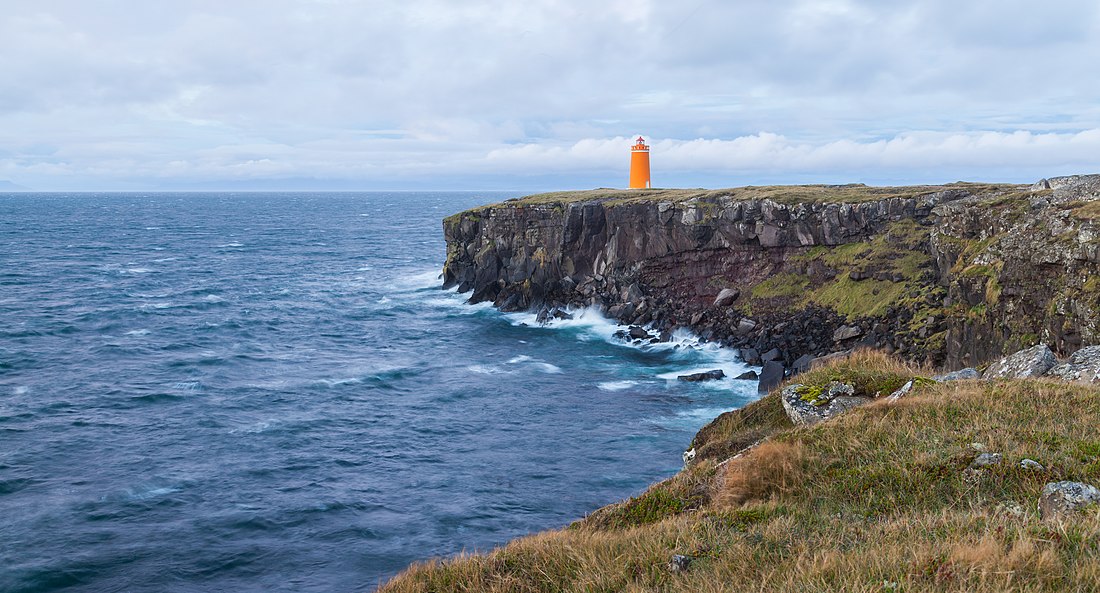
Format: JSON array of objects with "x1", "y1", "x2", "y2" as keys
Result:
[{"x1": 0, "y1": 180, "x2": 30, "y2": 191}]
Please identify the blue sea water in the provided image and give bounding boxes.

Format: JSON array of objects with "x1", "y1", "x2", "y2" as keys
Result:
[{"x1": 0, "y1": 192, "x2": 758, "y2": 592}]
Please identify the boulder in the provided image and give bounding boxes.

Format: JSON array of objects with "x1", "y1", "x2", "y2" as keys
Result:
[
  {"x1": 736, "y1": 318, "x2": 758, "y2": 335},
  {"x1": 713, "y1": 288, "x2": 740, "y2": 307},
  {"x1": 761, "y1": 348, "x2": 783, "y2": 362},
  {"x1": 667, "y1": 554, "x2": 692, "y2": 573},
  {"x1": 628, "y1": 326, "x2": 650, "y2": 340},
  {"x1": 758, "y1": 361, "x2": 785, "y2": 394},
  {"x1": 780, "y1": 382, "x2": 869, "y2": 426},
  {"x1": 984, "y1": 344, "x2": 1056, "y2": 379},
  {"x1": 1038, "y1": 481, "x2": 1100, "y2": 521},
  {"x1": 833, "y1": 325, "x2": 863, "y2": 342},
  {"x1": 735, "y1": 370, "x2": 759, "y2": 380},
  {"x1": 969, "y1": 452, "x2": 1003, "y2": 469},
  {"x1": 933, "y1": 368, "x2": 981, "y2": 382},
  {"x1": 740, "y1": 348, "x2": 761, "y2": 365},
  {"x1": 678, "y1": 369, "x2": 726, "y2": 382},
  {"x1": 1020, "y1": 459, "x2": 1045, "y2": 471},
  {"x1": 1046, "y1": 345, "x2": 1100, "y2": 384},
  {"x1": 790, "y1": 354, "x2": 815, "y2": 375}
]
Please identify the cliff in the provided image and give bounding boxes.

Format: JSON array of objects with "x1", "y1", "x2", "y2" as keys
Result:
[{"x1": 443, "y1": 176, "x2": 1100, "y2": 370}]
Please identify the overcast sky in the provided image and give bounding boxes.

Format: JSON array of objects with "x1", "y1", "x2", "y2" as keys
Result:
[{"x1": 3, "y1": 0, "x2": 1099, "y2": 190}]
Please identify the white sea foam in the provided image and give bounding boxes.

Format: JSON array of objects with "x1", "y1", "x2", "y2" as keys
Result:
[
  {"x1": 13, "y1": 386, "x2": 29, "y2": 395},
  {"x1": 217, "y1": 242, "x2": 244, "y2": 248},
  {"x1": 124, "y1": 329, "x2": 151, "y2": 336},
  {"x1": 507, "y1": 355, "x2": 532, "y2": 364},
  {"x1": 202, "y1": 294, "x2": 225, "y2": 303},
  {"x1": 466, "y1": 364, "x2": 512, "y2": 375},
  {"x1": 597, "y1": 380, "x2": 639, "y2": 392},
  {"x1": 535, "y1": 362, "x2": 563, "y2": 374},
  {"x1": 316, "y1": 377, "x2": 363, "y2": 387},
  {"x1": 122, "y1": 268, "x2": 153, "y2": 274}
]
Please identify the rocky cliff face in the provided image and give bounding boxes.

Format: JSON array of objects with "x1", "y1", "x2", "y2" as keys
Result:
[{"x1": 443, "y1": 177, "x2": 1100, "y2": 370}]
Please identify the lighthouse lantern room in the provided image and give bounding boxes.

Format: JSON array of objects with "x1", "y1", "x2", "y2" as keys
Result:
[{"x1": 629, "y1": 136, "x2": 651, "y2": 189}]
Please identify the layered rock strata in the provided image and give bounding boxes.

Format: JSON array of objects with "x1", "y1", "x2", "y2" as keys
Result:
[{"x1": 443, "y1": 177, "x2": 1100, "y2": 369}]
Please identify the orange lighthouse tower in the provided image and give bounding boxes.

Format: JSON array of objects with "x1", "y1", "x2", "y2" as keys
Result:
[{"x1": 629, "y1": 136, "x2": 651, "y2": 189}]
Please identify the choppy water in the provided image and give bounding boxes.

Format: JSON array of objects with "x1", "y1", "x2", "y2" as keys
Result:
[{"x1": 0, "y1": 192, "x2": 757, "y2": 592}]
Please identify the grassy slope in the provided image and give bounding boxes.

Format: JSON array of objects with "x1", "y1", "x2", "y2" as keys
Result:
[{"x1": 380, "y1": 352, "x2": 1100, "y2": 593}]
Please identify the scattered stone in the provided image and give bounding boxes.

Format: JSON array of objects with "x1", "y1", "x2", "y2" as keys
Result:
[
  {"x1": 628, "y1": 326, "x2": 650, "y2": 340},
  {"x1": 790, "y1": 354, "x2": 815, "y2": 375},
  {"x1": 758, "y1": 361, "x2": 785, "y2": 394},
  {"x1": 811, "y1": 350, "x2": 851, "y2": 367},
  {"x1": 761, "y1": 348, "x2": 783, "y2": 362},
  {"x1": 969, "y1": 452, "x2": 1003, "y2": 469},
  {"x1": 740, "y1": 348, "x2": 761, "y2": 365},
  {"x1": 849, "y1": 270, "x2": 867, "y2": 281},
  {"x1": 1046, "y1": 345, "x2": 1100, "y2": 384},
  {"x1": 1020, "y1": 459, "x2": 1045, "y2": 471},
  {"x1": 690, "y1": 312, "x2": 705, "y2": 326},
  {"x1": 886, "y1": 379, "x2": 914, "y2": 402},
  {"x1": 736, "y1": 318, "x2": 758, "y2": 335},
  {"x1": 995, "y1": 501, "x2": 1026, "y2": 518},
  {"x1": 667, "y1": 554, "x2": 693, "y2": 573},
  {"x1": 984, "y1": 344, "x2": 1056, "y2": 379},
  {"x1": 1039, "y1": 481, "x2": 1100, "y2": 521},
  {"x1": 678, "y1": 369, "x2": 726, "y2": 382},
  {"x1": 735, "y1": 370, "x2": 759, "y2": 380},
  {"x1": 713, "y1": 288, "x2": 740, "y2": 307},
  {"x1": 970, "y1": 442, "x2": 987, "y2": 452},
  {"x1": 832, "y1": 325, "x2": 863, "y2": 342},
  {"x1": 780, "y1": 382, "x2": 867, "y2": 426},
  {"x1": 552, "y1": 308, "x2": 573, "y2": 320},
  {"x1": 933, "y1": 368, "x2": 981, "y2": 382}
]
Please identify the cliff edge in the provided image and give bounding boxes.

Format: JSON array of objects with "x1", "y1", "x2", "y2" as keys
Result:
[{"x1": 443, "y1": 176, "x2": 1100, "y2": 370}]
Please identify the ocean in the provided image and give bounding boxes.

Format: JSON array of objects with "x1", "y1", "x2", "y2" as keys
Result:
[{"x1": 0, "y1": 192, "x2": 758, "y2": 592}]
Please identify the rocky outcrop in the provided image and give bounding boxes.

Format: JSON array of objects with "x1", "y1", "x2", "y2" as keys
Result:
[
  {"x1": 443, "y1": 176, "x2": 1100, "y2": 369},
  {"x1": 983, "y1": 344, "x2": 1057, "y2": 379},
  {"x1": 780, "y1": 381, "x2": 869, "y2": 426},
  {"x1": 1039, "y1": 481, "x2": 1100, "y2": 521}
]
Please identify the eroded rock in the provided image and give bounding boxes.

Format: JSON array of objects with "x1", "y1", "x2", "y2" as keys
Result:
[
  {"x1": 713, "y1": 288, "x2": 740, "y2": 307},
  {"x1": 1046, "y1": 345, "x2": 1100, "y2": 384},
  {"x1": 678, "y1": 369, "x2": 726, "y2": 382},
  {"x1": 984, "y1": 345, "x2": 1056, "y2": 379},
  {"x1": 780, "y1": 382, "x2": 868, "y2": 426},
  {"x1": 1039, "y1": 481, "x2": 1100, "y2": 521},
  {"x1": 933, "y1": 368, "x2": 981, "y2": 382}
]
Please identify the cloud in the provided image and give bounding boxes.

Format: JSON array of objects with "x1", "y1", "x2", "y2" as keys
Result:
[{"x1": 0, "y1": 1, "x2": 1098, "y2": 189}]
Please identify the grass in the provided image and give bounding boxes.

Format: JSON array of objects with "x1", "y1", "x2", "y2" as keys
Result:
[
  {"x1": 494, "y1": 183, "x2": 1025, "y2": 208},
  {"x1": 380, "y1": 351, "x2": 1100, "y2": 593}
]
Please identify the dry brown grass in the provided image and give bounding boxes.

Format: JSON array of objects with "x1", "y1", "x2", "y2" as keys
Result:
[
  {"x1": 715, "y1": 441, "x2": 806, "y2": 507},
  {"x1": 379, "y1": 368, "x2": 1100, "y2": 593}
]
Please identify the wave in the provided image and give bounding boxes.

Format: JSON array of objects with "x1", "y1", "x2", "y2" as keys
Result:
[{"x1": 597, "y1": 380, "x2": 639, "y2": 392}]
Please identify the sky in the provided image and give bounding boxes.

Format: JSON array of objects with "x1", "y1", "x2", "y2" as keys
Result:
[{"x1": 2, "y1": 0, "x2": 1100, "y2": 191}]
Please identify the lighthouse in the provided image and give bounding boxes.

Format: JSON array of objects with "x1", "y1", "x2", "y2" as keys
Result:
[{"x1": 629, "y1": 136, "x2": 651, "y2": 189}]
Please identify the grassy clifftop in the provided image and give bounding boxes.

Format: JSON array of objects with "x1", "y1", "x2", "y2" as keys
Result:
[
  {"x1": 381, "y1": 352, "x2": 1100, "y2": 592},
  {"x1": 495, "y1": 182, "x2": 1023, "y2": 207}
]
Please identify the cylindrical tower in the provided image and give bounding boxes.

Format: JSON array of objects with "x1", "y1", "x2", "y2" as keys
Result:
[{"x1": 629, "y1": 136, "x2": 651, "y2": 189}]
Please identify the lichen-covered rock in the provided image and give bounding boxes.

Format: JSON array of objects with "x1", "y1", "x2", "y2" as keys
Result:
[
  {"x1": 1020, "y1": 459, "x2": 1045, "y2": 471},
  {"x1": 1047, "y1": 345, "x2": 1100, "y2": 384},
  {"x1": 969, "y1": 452, "x2": 1003, "y2": 469},
  {"x1": 933, "y1": 368, "x2": 981, "y2": 382},
  {"x1": 780, "y1": 382, "x2": 868, "y2": 426},
  {"x1": 1038, "y1": 481, "x2": 1100, "y2": 521},
  {"x1": 983, "y1": 345, "x2": 1056, "y2": 379}
]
